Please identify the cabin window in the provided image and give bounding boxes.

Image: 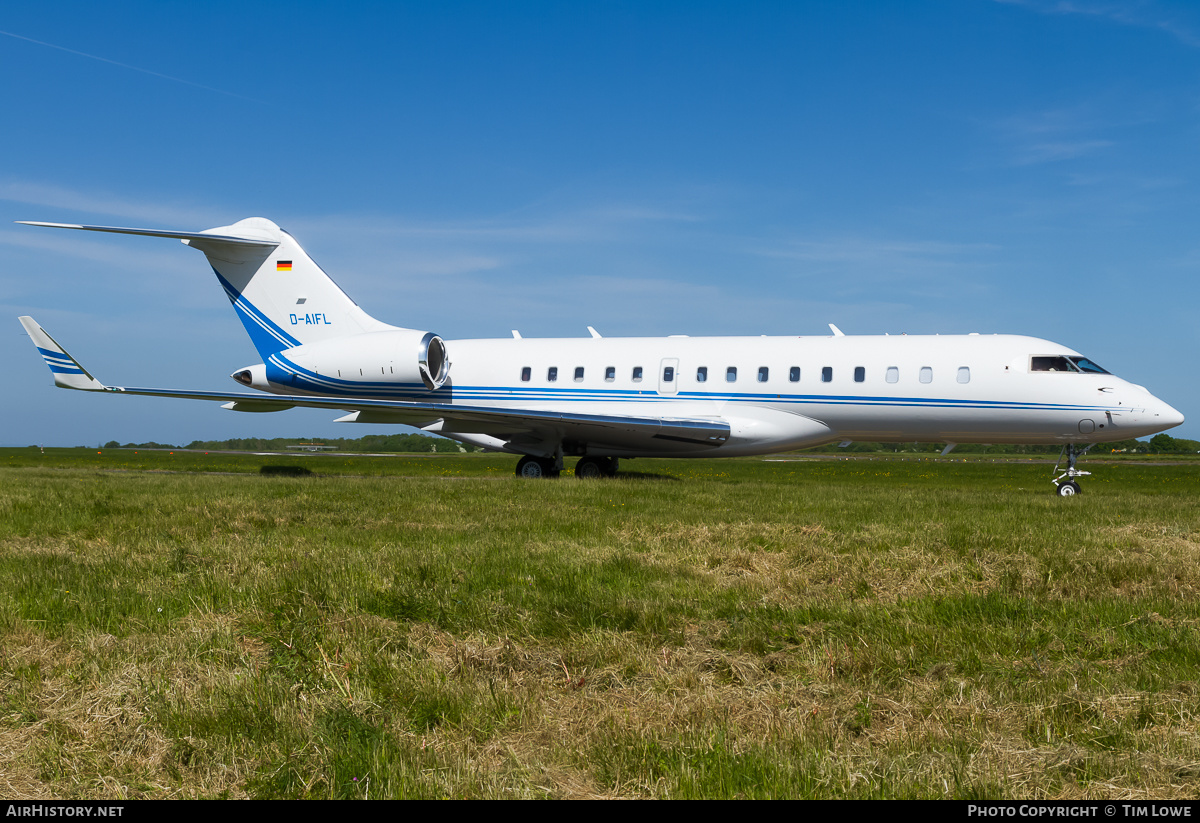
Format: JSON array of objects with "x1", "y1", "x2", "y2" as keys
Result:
[
  {"x1": 821, "y1": 367, "x2": 832, "y2": 383},
  {"x1": 663, "y1": 366, "x2": 675, "y2": 382},
  {"x1": 697, "y1": 366, "x2": 708, "y2": 383},
  {"x1": 919, "y1": 367, "x2": 932, "y2": 384},
  {"x1": 632, "y1": 367, "x2": 643, "y2": 382},
  {"x1": 605, "y1": 366, "x2": 615, "y2": 382},
  {"x1": 854, "y1": 366, "x2": 865, "y2": 383},
  {"x1": 521, "y1": 367, "x2": 531, "y2": 382},
  {"x1": 757, "y1": 366, "x2": 769, "y2": 383},
  {"x1": 574, "y1": 367, "x2": 585, "y2": 382},
  {"x1": 726, "y1": 367, "x2": 738, "y2": 382},
  {"x1": 885, "y1": 366, "x2": 898, "y2": 384},
  {"x1": 547, "y1": 367, "x2": 558, "y2": 382},
  {"x1": 957, "y1": 367, "x2": 970, "y2": 384},
  {"x1": 789, "y1": 367, "x2": 800, "y2": 382}
]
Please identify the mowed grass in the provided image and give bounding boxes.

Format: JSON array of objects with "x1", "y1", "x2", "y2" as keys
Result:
[{"x1": 1, "y1": 449, "x2": 1199, "y2": 798}]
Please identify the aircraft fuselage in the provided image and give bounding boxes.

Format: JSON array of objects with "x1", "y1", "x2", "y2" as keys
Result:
[{"x1": 242, "y1": 330, "x2": 1182, "y2": 457}]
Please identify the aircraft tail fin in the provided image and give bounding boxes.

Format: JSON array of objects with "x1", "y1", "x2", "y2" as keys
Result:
[
  {"x1": 19, "y1": 218, "x2": 397, "y2": 360},
  {"x1": 19, "y1": 316, "x2": 106, "y2": 391}
]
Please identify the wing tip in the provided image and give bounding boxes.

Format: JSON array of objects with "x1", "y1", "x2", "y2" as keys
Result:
[{"x1": 18, "y1": 316, "x2": 106, "y2": 391}]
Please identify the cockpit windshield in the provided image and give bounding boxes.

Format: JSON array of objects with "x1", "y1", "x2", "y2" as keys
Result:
[
  {"x1": 1030, "y1": 356, "x2": 1110, "y2": 375},
  {"x1": 1070, "y1": 357, "x2": 1109, "y2": 374}
]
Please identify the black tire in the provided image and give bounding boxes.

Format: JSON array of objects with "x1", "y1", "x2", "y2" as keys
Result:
[
  {"x1": 575, "y1": 457, "x2": 605, "y2": 479},
  {"x1": 516, "y1": 456, "x2": 546, "y2": 478},
  {"x1": 1056, "y1": 481, "x2": 1081, "y2": 497}
]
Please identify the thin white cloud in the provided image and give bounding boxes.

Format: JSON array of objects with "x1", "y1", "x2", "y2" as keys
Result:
[
  {"x1": 368, "y1": 251, "x2": 505, "y2": 278},
  {"x1": 990, "y1": 105, "x2": 1123, "y2": 167},
  {"x1": 289, "y1": 213, "x2": 599, "y2": 244},
  {"x1": 289, "y1": 201, "x2": 704, "y2": 246},
  {"x1": 0, "y1": 226, "x2": 191, "y2": 272},
  {"x1": 0, "y1": 29, "x2": 266, "y2": 102},
  {"x1": 995, "y1": 0, "x2": 1200, "y2": 48},
  {"x1": 0, "y1": 181, "x2": 225, "y2": 227},
  {"x1": 1012, "y1": 139, "x2": 1114, "y2": 165},
  {"x1": 741, "y1": 235, "x2": 1001, "y2": 306},
  {"x1": 2, "y1": 179, "x2": 708, "y2": 245},
  {"x1": 757, "y1": 238, "x2": 1000, "y2": 265}
]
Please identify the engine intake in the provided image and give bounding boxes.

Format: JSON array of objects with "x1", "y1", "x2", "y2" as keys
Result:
[{"x1": 418, "y1": 332, "x2": 449, "y2": 390}]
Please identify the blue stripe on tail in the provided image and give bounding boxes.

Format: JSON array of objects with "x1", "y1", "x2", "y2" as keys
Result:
[{"x1": 212, "y1": 267, "x2": 301, "y2": 358}]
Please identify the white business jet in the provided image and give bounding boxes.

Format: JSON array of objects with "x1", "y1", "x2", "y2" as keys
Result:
[{"x1": 18, "y1": 218, "x2": 1184, "y2": 494}]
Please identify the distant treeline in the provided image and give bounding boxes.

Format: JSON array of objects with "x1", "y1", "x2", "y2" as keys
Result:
[
  {"x1": 806, "y1": 434, "x2": 1200, "y2": 455},
  {"x1": 99, "y1": 432, "x2": 1198, "y2": 455},
  {"x1": 103, "y1": 433, "x2": 475, "y2": 453}
]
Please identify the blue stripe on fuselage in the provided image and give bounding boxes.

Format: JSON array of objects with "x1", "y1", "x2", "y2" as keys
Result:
[{"x1": 257, "y1": 353, "x2": 1116, "y2": 414}]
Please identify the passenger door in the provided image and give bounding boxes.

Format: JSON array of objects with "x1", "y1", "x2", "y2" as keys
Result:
[{"x1": 658, "y1": 358, "x2": 679, "y2": 396}]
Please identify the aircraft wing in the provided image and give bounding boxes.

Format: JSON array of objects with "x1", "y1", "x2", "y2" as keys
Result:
[{"x1": 19, "y1": 317, "x2": 729, "y2": 454}]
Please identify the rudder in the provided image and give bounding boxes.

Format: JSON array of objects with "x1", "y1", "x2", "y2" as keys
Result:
[{"x1": 185, "y1": 218, "x2": 394, "y2": 359}]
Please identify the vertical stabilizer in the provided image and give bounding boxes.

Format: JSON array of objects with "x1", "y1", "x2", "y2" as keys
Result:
[
  {"x1": 17, "y1": 217, "x2": 399, "y2": 360},
  {"x1": 185, "y1": 218, "x2": 396, "y2": 359}
]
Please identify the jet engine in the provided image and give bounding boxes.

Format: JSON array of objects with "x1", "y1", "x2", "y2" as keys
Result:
[{"x1": 233, "y1": 328, "x2": 450, "y2": 393}]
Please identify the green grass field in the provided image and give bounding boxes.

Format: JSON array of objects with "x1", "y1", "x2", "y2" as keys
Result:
[{"x1": 2, "y1": 448, "x2": 1199, "y2": 798}]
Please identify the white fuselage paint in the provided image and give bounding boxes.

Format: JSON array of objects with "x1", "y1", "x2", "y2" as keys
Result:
[{"x1": 253, "y1": 330, "x2": 1183, "y2": 458}]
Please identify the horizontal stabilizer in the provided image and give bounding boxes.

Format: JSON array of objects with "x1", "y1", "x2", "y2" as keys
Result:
[
  {"x1": 19, "y1": 316, "x2": 106, "y2": 391},
  {"x1": 16, "y1": 221, "x2": 279, "y2": 248}
]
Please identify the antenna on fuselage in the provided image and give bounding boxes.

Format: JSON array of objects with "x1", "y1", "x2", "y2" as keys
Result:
[{"x1": 828, "y1": 324, "x2": 845, "y2": 337}]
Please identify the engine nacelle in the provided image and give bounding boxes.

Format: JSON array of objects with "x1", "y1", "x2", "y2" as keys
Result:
[
  {"x1": 233, "y1": 329, "x2": 450, "y2": 394},
  {"x1": 231, "y1": 362, "x2": 271, "y2": 390}
]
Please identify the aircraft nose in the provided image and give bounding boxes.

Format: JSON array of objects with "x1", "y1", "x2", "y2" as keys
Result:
[{"x1": 1157, "y1": 401, "x2": 1185, "y2": 431}]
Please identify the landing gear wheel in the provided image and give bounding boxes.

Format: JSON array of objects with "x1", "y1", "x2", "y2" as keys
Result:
[
  {"x1": 575, "y1": 457, "x2": 605, "y2": 479},
  {"x1": 516, "y1": 456, "x2": 557, "y2": 478},
  {"x1": 575, "y1": 457, "x2": 619, "y2": 478},
  {"x1": 1052, "y1": 444, "x2": 1092, "y2": 496}
]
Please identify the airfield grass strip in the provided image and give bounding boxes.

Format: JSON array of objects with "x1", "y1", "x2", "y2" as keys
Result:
[{"x1": 1, "y1": 451, "x2": 1199, "y2": 798}]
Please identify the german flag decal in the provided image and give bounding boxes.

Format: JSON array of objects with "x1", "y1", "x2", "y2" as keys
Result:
[{"x1": 277, "y1": 260, "x2": 293, "y2": 271}]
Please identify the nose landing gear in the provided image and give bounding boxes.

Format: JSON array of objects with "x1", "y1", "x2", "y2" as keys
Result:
[{"x1": 1052, "y1": 443, "x2": 1093, "y2": 496}]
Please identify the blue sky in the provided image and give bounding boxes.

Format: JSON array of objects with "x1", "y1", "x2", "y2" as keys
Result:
[{"x1": 2, "y1": 0, "x2": 1198, "y2": 446}]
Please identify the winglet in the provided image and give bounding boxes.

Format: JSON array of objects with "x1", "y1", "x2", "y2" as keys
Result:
[{"x1": 18, "y1": 317, "x2": 107, "y2": 391}]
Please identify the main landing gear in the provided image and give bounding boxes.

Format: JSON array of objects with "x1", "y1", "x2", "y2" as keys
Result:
[
  {"x1": 515, "y1": 455, "x2": 559, "y2": 478},
  {"x1": 514, "y1": 455, "x2": 619, "y2": 479},
  {"x1": 573, "y1": 456, "x2": 619, "y2": 479},
  {"x1": 1052, "y1": 444, "x2": 1093, "y2": 496}
]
